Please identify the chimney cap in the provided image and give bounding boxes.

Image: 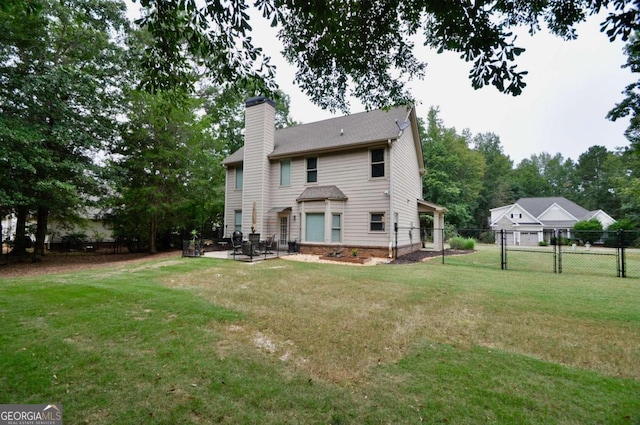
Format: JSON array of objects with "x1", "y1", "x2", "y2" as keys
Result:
[{"x1": 245, "y1": 96, "x2": 276, "y2": 108}]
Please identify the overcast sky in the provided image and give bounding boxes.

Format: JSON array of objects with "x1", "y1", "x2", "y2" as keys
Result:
[{"x1": 247, "y1": 10, "x2": 635, "y2": 164}]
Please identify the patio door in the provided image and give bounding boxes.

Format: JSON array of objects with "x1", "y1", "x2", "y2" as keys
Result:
[{"x1": 279, "y1": 216, "x2": 288, "y2": 246}]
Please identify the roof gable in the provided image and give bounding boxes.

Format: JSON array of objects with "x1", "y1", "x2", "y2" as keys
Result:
[
  {"x1": 490, "y1": 203, "x2": 541, "y2": 226},
  {"x1": 516, "y1": 197, "x2": 589, "y2": 219},
  {"x1": 538, "y1": 203, "x2": 577, "y2": 221}
]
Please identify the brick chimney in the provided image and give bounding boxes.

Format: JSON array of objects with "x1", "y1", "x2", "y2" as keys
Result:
[{"x1": 242, "y1": 96, "x2": 276, "y2": 235}]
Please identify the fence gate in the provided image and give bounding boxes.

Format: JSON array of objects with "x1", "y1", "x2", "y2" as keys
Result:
[{"x1": 500, "y1": 229, "x2": 633, "y2": 278}]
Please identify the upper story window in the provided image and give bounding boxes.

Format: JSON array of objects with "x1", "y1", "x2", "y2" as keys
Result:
[
  {"x1": 235, "y1": 166, "x2": 243, "y2": 190},
  {"x1": 280, "y1": 159, "x2": 291, "y2": 186},
  {"x1": 371, "y1": 148, "x2": 385, "y2": 178},
  {"x1": 370, "y1": 212, "x2": 385, "y2": 232},
  {"x1": 306, "y1": 156, "x2": 318, "y2": 183}
]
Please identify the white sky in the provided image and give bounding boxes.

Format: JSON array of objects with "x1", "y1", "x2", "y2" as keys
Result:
[{"x1": 247, "y1": 10, "x2": 635, "y2": 164}]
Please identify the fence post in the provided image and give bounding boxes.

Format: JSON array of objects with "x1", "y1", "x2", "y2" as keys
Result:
[
  {"x1": 620, "y1": 230, "x2": 626, "y2": 278},
  {"x1": 500, "y1": 229, "x2": 506, "y2": 270},
  {"x1": 441, "y1": 227, "x2": 445, "y2": 264},
  {"x1": 553, "y1": 231, "x2": 557, "y2": 273},
  {"x1": 557, "y1": 230, "x2": 562, "y2": 274}
]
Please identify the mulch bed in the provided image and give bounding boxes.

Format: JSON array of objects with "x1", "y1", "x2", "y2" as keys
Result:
[
  {"x1": 0, "y1": 250, "x2": 182, "y2": 279},
  {"x1": 319, "y1": 255, "x2": 369, "y2": 264}
]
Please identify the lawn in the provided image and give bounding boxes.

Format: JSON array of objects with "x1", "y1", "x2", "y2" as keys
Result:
[{"x1": 1, "y1": 253, "x2": 639, "y2": 424}]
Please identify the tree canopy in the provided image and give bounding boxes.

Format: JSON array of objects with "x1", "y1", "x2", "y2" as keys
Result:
[
  {"x1": 132, "y1": 0, "x2": 640, "y2": 112},
  {"x1": 0, "y1": 0, "x2": 129, "y2": 259}
]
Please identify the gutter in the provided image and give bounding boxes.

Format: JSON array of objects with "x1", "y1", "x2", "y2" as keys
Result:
[{"x1": 387, "y1": 138, "x2": 395, "y2": 258}]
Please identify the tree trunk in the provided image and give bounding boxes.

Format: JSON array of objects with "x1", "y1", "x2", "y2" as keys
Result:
[
  {"x1": 149, "y1": 211, "x2": 157, "y2": 254},
  {"x1": 33, "y1": 206, "x2": 48, "y2": 261},
  {"x1": 0, "y1": 209, "x2": 4, "y2": 262},
  {"x1": 9, "y1": 206, "x2": 29, "y2": 260}
]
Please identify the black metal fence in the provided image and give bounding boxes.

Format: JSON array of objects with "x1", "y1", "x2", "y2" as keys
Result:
[
  {"x1": 423, "y1": 228, "x2": 640, "y2": 278},
  {"x1": 498, "y1": 229, "x2": 640, "y2": 278},
  {"x1": 48, "y1": 239, "x2": 129, "y2": 254}
]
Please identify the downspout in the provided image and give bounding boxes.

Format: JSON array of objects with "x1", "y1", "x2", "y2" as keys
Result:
[
  {"x1": 222, "y1": 164, "x2": 229, "y2": 237},
  {"x1": 387, "y1": 138, "x2": 394, "y2": 258}
]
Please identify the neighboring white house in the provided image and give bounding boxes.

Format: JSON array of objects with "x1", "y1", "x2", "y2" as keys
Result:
[
  {"x1": 1, "y1": 213, "x2": 17, "y2": 242},
  {"x1": 222, "y1": 97, "x2": 446, "y2": 258},
  {"x1": 47, "y1": 207, "x2": 115, "y2": 244},
  {"x1": 489, "y1": 197, "x2": 616, "y2": 246},
  {"x1": 2, "y1": 208, "x2": 114, "y2": 248}
]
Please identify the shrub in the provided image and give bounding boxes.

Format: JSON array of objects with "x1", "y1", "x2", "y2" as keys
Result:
[
  {"x1": 573, "y1": 219, "x2": 603, "y2": 244},
  {"x1": 443, "y1": 223, "x2": 459, "y2": 240},
  {"x1": 478, "y1": 231, "x2": 495, "y2": 244},
  {"x1": 449, "y1": 237, "x2": 475, "y2": 250},
  {"x1": 604, "y1": 219, "x2": 637, "y2": 247},
  {"x1": 539, "y1": 241, "x2": 548, "y2": 246}
]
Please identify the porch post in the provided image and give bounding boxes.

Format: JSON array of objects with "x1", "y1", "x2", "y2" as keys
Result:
[{"x1": 433, "y1": 211, "x2": 444, "y2": 251}]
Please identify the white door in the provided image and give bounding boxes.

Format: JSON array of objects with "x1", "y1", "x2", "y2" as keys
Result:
[{"x1": 279, "y1": 216, "x2": 288, "y2": 246}]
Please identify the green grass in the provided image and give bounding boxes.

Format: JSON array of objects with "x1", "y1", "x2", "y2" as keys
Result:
[{"x1": 1, "y1": 254, "x2": 639, "y2": 424}]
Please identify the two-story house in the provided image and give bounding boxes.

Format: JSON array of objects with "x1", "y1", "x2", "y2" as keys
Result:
[{"x1": 222, "y1": 97, "x2": 446, "y2": 258}]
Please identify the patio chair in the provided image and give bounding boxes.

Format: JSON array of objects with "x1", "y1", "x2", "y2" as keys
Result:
[{"x1": 263, "y1": 234, "x2": 277, "y2": 254}]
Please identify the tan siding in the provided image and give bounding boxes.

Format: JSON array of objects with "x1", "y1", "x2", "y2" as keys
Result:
[
  {"x1": 391, "y1": 128, "x2": 423, "y2": 247},
  {"x1": 310, "y1": 148, "x2": 391, "y2": 247},
  {"x1": 242, "y1": 102, "x2": 275, "y2": 235},
  {"x1": 224, "y1": 167, "x2": 242, "y2": 237}
]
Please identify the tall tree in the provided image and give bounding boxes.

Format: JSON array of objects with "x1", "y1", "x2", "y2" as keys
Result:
[
  {"x1": 0, "y1": 0, "x2": 129, "y2": 260},
  {"x1": 472, "y1": 132, "x2": 514, "y2": 229},
  {"x1": 608, "y1": 32, "x2": 640, "y2": 145},
  {"x1": 110, "y1": 91, "x2": 204, "y2": 253},
  {"x1": 131, "y1": 0, "x2": 640, "y2": 111},
  {"x1": 612, "y1": 145, "x2": 640, "y2": 224},
  {"x1": 575, "y1": 145, "x2": 620, "y2": 214},
  {"x1": 538, "y1": 153, "x2": 578, "y2": 200},
  {"x1": 421, "y1": 108, "x2": 485, "y2": 228},
  {"x1": 511, "y1": 154, "x2": 568, "y2": 199}
]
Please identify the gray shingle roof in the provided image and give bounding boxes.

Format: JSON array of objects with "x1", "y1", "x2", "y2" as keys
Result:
[
  {"x1": 223, "y1": 105, "x2": 412, "y2": 164},
  {"x1": 296, "y1": 186, "x2": 348, "y2": 202},
  {"x1": 516, "y1": 197, "x2": 589, "y2": 219}
]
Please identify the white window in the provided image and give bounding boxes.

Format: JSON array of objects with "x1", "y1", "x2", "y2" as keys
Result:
[
  {"x1": 305, "y1": 213, "x2": 324, "y2": 242},
  {"x1": 370, "y1": 148, "x2": 385, "y2": 178},
  {"x1": 331, "y1": 214, "x2": 341, "y2": 242},
  {"x1": 370, "y1": 212, "x2": 385, "y2": 232},
  {"x1": 235, "y1": 166, "x2": 243, "y2": 190},
  {"x1": 306, "y1": 157, "x2": 318, "y2": 183},
  {"x1": 234, "y1": 210, "x2": 242, "y2": 232},
  {"x1": 280, "y1": 159, "x2": 291, "y2": 186}
]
